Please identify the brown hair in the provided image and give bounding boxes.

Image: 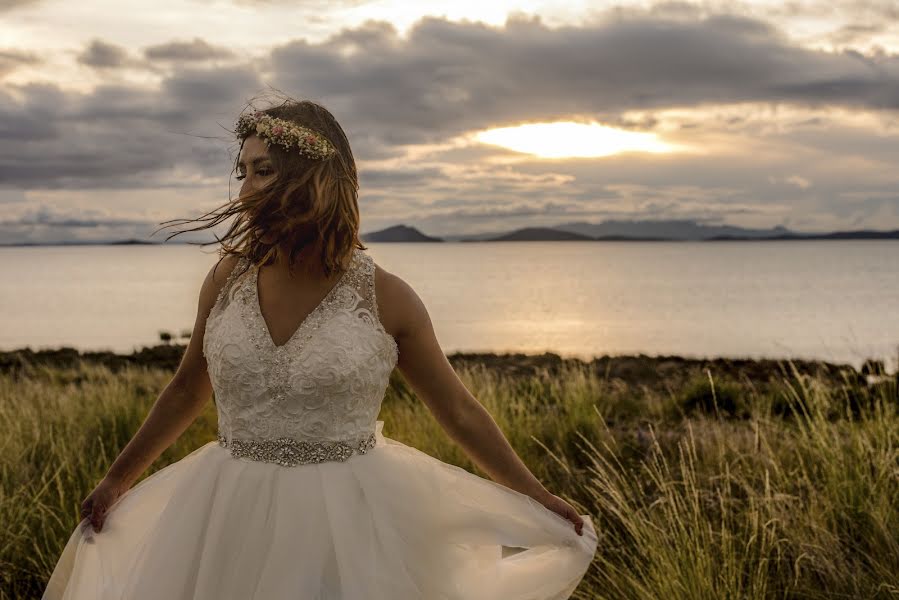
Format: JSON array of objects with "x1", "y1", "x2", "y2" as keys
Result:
[{"x1": 156, "y1": 92, "x2": 366, "y2": 280}]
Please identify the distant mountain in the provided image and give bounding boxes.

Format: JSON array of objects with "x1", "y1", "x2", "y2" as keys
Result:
[
  {"x1": 0, "y1": 239, "x2": 169, "y2": 247},
  {"x1": 706, "y1": 230, "x2": 899, "y2": 240},
  {"x1": 361, "y1": 224, "x2": 443, "y2": 243},
  {"x1": 443, "y1": 229, "x2": 510, "y2": 242},
  {"x1": 4, "y1": 220, "x2": 898, "y2": 247},
  {"x1": 554, "y1": 219, "x2": 795, "y2": 241},
  {"x1": 592, "y1": 235, "x2": 673, "y2": 241},
  {"x1": 486, "y1": 227, "x2": 594, "y2": 242}
]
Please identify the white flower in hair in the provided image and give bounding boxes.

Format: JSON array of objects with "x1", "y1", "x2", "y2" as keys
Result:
[{"x1": 235, "y1": 110, "x2": 337, "y2": 160}]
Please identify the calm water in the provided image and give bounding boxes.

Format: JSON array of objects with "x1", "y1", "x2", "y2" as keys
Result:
[{"x1": 1, "y1": 241, "x2": 897, "y2": 370}]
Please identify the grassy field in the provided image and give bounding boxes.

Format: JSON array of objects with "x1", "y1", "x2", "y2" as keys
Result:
[{"x1": 1, "y1": 349, "x2": 897, "y2": 599}]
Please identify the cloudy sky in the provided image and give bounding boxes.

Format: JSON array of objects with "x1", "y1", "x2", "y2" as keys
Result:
[{"x1": 1, "y1": 0, "x2": 898, "y2": 243}]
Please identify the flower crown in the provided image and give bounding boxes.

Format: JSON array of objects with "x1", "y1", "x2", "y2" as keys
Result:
[{"x1": 235, "y1": 110, "x2": 337, "y2": 160}]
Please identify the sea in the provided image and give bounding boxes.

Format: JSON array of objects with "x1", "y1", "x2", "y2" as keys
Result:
[{"x1": 1, "y1": 241, "x2": 897, "y2": 370}]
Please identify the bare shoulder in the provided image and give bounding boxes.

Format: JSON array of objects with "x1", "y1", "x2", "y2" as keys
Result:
[
  {"x1": 199, "y1": 253, "x2": 245, "y2": 315},
  {"x1": 372, "y1": 260, "x2": 429, "y2": 342},
  {"x1": 171, "y1": 252, "x2": 247, "y2": 395},
  {"x1": 370, "y1": 258, "x2": 463, "y2": 428},
  {"x1": 210, "y1": 253, "x2": 243, "y2": 288}
]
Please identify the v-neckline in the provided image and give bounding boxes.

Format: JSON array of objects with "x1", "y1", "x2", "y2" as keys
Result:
[{"x1": 252, "y1": 249, "x2": 355, "y2": 350}]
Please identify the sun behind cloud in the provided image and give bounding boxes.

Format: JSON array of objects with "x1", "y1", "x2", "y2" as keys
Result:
[{"x1": 474, "y1": 121, "x2": 686, "y2": 158}]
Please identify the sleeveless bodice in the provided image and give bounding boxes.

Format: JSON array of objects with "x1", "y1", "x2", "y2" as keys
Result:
[{"x1": 202, "y1": 247, "x2": 399, "y2": 447}]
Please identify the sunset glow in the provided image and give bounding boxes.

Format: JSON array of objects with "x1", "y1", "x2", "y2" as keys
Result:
[
  {"x1": 474, "y1": 121, "x2": 683, "y2": 158},
  {"x1": 2, "y1": 0, "x2": 897, "y2": 241}
]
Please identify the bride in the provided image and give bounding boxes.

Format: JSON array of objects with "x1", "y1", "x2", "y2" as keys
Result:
[{"x1": 42, "y1": 96, "x2": 598, "y2": 599}]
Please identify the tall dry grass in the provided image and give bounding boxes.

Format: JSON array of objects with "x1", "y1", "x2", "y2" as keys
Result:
[{"x1": 1, "y1": 358, "x2": 896, "y2": 599}]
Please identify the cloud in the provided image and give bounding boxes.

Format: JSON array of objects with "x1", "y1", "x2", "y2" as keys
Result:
[
  {"x1": 0, "y1": 49, "x2": 39, "y2": 77},
  {"x1": 777, "y1": 0, "x2": 899, "y2": 22},
  {"x1": 2, "y1": 13, "x2": 899, "y2": 238},
  {"x1": 825, "y1": 23, "x2": 889, "y2": 46},
  {"x1": 144, "y1": 38, "x2": 236, "y2": 62},
  {"x1": 4, "y1": 15, "x2": 899, "y2": 188},
  {"x1": 0, "y1": 204, "x2": 152, "y2": 228},
  {"x1": 266, "y1": 12, "x2": 899, "y2": 146},
  {"x1": 0, "y1": 61, "x2": 264, "y2": 188},
  {"x1": 77, "y1": 39, "x2": 131, "y2": 69},
  {"x1": 0, "y1": 0, "x2": 40, "y2": 11},
  {"x1": 767, "y1": 174, "x2": 813, "y2": 189},
  {"x1": 230, "y1": 0, "x2": 371, "y2": 6},
  {"x1": 0, "y1": 201, "x2": 156, "y2": 244}
]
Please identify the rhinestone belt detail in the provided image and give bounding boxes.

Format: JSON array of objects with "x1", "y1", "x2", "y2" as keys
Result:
[{"x1": 217, "y1": 432, "x2": 377, "y2": 466}]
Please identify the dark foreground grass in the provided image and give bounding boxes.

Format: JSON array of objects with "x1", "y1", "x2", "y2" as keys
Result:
[{"x1": 1, "y1": 354, "x2": 897, "y2": 599}]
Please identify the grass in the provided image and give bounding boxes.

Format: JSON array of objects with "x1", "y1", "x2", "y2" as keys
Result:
[{"x1": 1, "y1": 356, "x2": 897, "y2": 599}]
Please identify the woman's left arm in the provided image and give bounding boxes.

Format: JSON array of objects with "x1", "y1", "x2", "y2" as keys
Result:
[{"x1": 376, "y1": 266, "x2": 585, "y2": 535}]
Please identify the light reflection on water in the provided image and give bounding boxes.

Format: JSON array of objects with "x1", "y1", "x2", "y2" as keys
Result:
[{"x1": 1, "y1": 241, "x2": 896, "y2": 370}]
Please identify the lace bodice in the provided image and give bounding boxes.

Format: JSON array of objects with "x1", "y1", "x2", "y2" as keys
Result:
[{"x1": 202, "y1": 247, "x2": 399, "y2": 443}]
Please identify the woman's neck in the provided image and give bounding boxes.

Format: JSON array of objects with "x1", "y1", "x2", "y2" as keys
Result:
[{"x1": 269, "y1": 241, "x2": 342, "y2": 281}]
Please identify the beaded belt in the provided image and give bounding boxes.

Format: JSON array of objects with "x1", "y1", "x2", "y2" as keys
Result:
[{"x1": 217, "y1": 432, "x2": 377, "y2": 467}]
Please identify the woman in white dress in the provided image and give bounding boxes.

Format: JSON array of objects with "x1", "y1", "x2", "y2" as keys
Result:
[{"x1": 42, "y1": 97, "x2": 598, "y2": 599}]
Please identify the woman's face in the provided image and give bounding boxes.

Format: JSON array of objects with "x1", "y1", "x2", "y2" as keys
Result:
[{"x1": 236, "y1": 134, "x2": 277, "y2": 200}]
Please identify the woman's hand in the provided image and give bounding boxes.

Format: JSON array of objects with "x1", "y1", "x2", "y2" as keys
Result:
[
  {"x1": 80, "y1": 476, "x2": 129, "y2": 533},
  {"x1": 537, "y1": 491, "x2": 586, "y2": 536}
]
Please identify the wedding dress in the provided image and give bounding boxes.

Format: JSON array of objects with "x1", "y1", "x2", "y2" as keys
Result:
[{"x1": 42, "y1": 246, "x2": 598, "y2": 599}]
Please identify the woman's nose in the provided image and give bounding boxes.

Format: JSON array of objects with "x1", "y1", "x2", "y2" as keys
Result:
[{"x1": 238, "y1": 182, "x2": 254, "y2": 204}]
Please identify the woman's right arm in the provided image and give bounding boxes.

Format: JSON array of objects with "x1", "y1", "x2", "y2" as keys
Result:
[{"x1": 82, "y1": 254, "x2": 240, "y2": 531}]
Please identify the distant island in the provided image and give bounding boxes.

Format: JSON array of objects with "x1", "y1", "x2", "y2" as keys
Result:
[
  {"x1": 361, "y1": 224, "x2": 443, "y2": 243},
  {"x1": 3, "y1": 220, "x2": 898, "y2": 246},
  {"x1": 360, "y1": 220, "x2": 899, "y2": 243}
]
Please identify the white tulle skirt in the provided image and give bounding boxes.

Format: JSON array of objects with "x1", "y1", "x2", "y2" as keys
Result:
[{"x1": 42, "y1": 421, "x2": 598, "y2": 599}]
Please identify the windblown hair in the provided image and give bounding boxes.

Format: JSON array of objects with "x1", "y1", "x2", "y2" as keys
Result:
[{"x1": 156, "y1": 93, "x2": 365, "y2": 280}]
